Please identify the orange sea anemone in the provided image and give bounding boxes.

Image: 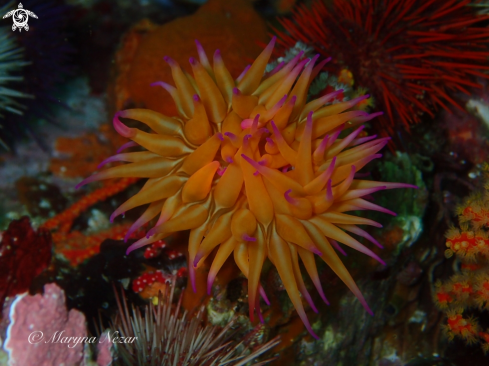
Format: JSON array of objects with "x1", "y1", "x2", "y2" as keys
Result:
[{"x1": 78, "y1": 38, "x2": 416, "y2": 338}]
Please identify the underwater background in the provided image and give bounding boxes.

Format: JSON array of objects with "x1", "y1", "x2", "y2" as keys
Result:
[{"x1": 0, "y1": 0, "x2": 489, "y2": 365}]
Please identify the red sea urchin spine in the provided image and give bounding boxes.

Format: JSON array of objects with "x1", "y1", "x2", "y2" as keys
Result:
[{"x1": 274, "y1": 0, "x2": 489, "y2": 136}]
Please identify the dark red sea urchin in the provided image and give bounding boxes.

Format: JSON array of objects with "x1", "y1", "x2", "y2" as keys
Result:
[{"x1": 274, "y1": 0, "x2": 489, "y2": 136}]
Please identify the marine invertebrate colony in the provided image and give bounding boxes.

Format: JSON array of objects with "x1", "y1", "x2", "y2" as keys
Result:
[
  {"x1": 435, "y1": 166, "x2": 489, "y2": 352},
  {"x1": 78, "y1": 38, "x2": 415, "y2": 337},
  {"x1": 274, "y1": 0, "x2": 489, "y2": 136}
]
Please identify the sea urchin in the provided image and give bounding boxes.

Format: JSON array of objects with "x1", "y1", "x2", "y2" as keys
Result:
[
  {"x1": 0, "y1": 2, "x2": 31, "y2": 121},
  {"x1": 78, "y1": 37, "x2": 415, "y2": 338},
  {"x1": 110, "y1": 278, "x2": 280, "y2": 365},
  {"x1": 274, "y1": 0, "x2": 489, "y2": 136}
]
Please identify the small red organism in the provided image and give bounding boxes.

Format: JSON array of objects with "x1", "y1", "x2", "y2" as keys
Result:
[
  {"x1": 142, "y1": 240, "x2": 184, "y2": 261},
  {"x1": 132, "y1": 253, "x2": 187, "y2": 299},
  {"x1": 143, "y1": 240, "x2": 166, "y2": 259},
  {"x1": 131, "y1": 270, "x2": 187, "y2": 301},
  {"x1": 166, "y1": 250, "x2": 184, "y2": 260},
  {"x1": 0, "y1": 217, "x2": 52, "y2": 310},
  {"x1": 132, "y1": 271, "x2": 168, "y2": 294},
  {"x1": 274, "y1": 0, "x2": 489, "y2": 137},
  {"x1": 176, "y1": 267, "x2": 187, "y2": 278}
]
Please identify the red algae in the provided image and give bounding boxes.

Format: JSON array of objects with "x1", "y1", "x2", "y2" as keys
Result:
[{"x1": 0, "y1": 217, "x2": 52, "y2": 310}]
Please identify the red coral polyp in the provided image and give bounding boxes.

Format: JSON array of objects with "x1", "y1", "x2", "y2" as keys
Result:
[
  {"x1": 437, "y1": 167, "x2": 489, "y2": 352},
  {"x1": 446, "y1": 311, "x2": 479, "y2": 343},
  {"x1": 460, "y1": 204, "x2": 489, "y2": 230},
  {"x1": 435, "y1": 289, "x2": 453, "y2": 308},
  {"x1": 475, "y1": 275, "x2": 489, "y2": 309},
  {"x1": 445, "y1": 229, "x2": 489, "y2": 259}
]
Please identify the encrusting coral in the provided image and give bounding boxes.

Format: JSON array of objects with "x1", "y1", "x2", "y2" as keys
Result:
[{"x1": 78, "y1": 37, "x2": 416, "y2": 338}]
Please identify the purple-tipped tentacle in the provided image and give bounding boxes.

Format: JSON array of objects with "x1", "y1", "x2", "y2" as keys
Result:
[
  {"x1": 351, "y1": 134, "x2": 378, "y2": 147},
  {"x1": 189, "y1": 265, "x2": 197, "y2": 293},
  {"x1": 267, "y1": 61, "x2": 285, "y2": 76},
  {"x1": 224, "y1": 132, "x2": 237, "y2": 142},
  {"x1": 236, "y1": 65, "x2": 251, "y2": 83},
  {"x1": 243, "y1": 234, "x2": 256, "y2": 242},
  {"x1": 76, "y1": 174, "x2": 102, "y2": 190},
  {"x1": 113, "y1": 111, "x2": 136, "y2": 138},
  {"x1": 117, "y1": 141, "x2": 138, "y2": 153},
  {"x1": 259, "y1": 285, "x2": 270, "y2": 305},
  {"x1": 330, "y1": 239, "x2": 347, "y2": 256}
]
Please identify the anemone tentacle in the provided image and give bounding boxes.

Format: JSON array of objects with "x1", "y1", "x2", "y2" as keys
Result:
[{"x1": 79, "y1": 37, "x2": 416, "y2": 339}]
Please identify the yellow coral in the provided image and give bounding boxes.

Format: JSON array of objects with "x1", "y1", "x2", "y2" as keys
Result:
[{"x1": 78, "y1": 38, "x2": 415, "y2": 337}]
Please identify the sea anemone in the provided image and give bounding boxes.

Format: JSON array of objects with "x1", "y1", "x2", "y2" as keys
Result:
[
  {"x1": 78, "y1": 37, "x2": 415, "y2": 338},
  {"x1": 274, "y1": 0, "x2": 489, "y2": 136},
  {"x1": 109, "y1": 278, "x2": 280, "y2": 365}
]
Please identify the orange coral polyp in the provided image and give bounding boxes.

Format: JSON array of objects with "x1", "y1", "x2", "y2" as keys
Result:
[{"x1": 78, "y1": 37, "x2": 416, "y2": 339}]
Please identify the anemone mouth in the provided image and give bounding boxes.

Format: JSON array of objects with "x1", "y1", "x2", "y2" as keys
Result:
[{"x1": 78, "y1": 36, "x2": 416, "y2": 339}]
